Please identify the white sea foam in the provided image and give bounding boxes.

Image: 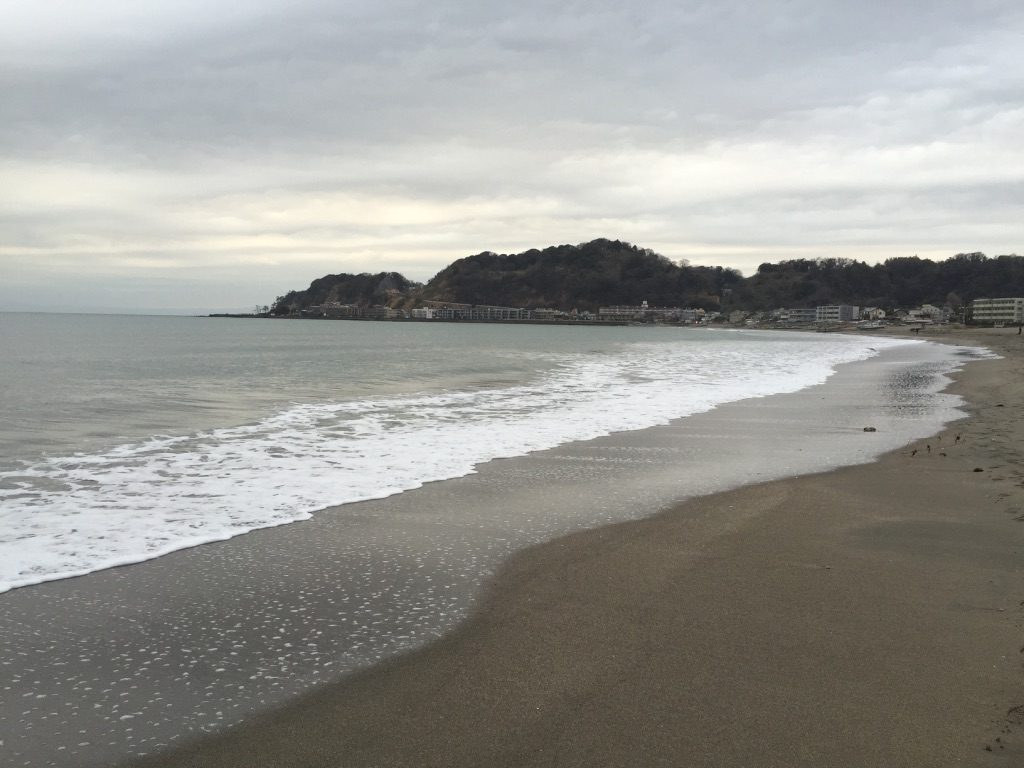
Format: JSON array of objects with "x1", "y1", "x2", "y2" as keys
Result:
[{"x1": 0, "y1": 334, "x2": 913, "y2": 593}]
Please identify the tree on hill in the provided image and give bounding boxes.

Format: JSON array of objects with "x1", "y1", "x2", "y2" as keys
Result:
[
  {"x1": 271, "y1": 272, "x2": 418, "y2": 315},
  {"x1": 268, "y1": 244, "x2": 1024, "y2": 318},
  {"x1": 419, "y1": 238, "x2": 735, "y2": 311},
  {"x1": 743, "y1": 253, "x2": 1024, "y2": 311}
]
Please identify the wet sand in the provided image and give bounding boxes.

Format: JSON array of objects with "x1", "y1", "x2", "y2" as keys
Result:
[{"x1": 123, "y1": 327, "x2": 1024, "y2": 767}]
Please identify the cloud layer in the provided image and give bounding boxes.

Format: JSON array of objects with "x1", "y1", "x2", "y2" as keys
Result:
[{"x1": 2, "y1": 0, "x2": 1022, "y2": 311}]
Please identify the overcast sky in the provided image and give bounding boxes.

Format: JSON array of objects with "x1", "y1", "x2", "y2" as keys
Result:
[{"x1": 2, "y1": 0, "x2": 1022, "y2": 312}]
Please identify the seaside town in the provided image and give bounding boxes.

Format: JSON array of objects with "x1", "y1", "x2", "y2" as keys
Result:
[
  {"x1": 249, "y1": 242, "x2": 1024, "y2": 331},
  {"x1": 277, "y1": 296, "x2": 1024, "y2": 329}
]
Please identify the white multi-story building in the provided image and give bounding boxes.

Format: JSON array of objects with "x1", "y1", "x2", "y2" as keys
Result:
[
  {"x1": 815, "y1": 305, "x2": 860, "y2": 322},
  {"x1": 971, "y1": 297, "x2": 1024, "y2": 325}
]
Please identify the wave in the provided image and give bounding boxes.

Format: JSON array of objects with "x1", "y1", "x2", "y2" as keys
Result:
[{"x1": 0, "y1": 333, "x2": 912, "y2": 593}]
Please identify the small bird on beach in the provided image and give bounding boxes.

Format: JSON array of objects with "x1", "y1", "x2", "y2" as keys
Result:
[
  {"x1": 955, "y1": 434, "x2": 962, "y2": 443},
  {"x1": 927, "y1": 444, "x2": 931, "y2": 453},
  {"x1": 911, "y1": 449, "x2": 918, "y2": 457}
]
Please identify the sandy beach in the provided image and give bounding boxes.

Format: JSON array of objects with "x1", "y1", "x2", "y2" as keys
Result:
[{"x1": 116, "y1": 327, "x2": 1024, "y2": 767}]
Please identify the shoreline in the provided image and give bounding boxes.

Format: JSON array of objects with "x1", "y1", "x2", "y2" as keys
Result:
[
  {"x1": 1, "y1": 324, "x2": 898, "y2": 598},
  {"x1": 122, "y1": 327, "x2": 1024, "y2": 767},
  {"x1": 6, "y1": 330, "x2": 963, "y2": 768}
]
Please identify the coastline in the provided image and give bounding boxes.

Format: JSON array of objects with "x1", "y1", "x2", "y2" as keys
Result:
[{"x1": 123, "y1": 327, "x2": 1024, "y2": 767}]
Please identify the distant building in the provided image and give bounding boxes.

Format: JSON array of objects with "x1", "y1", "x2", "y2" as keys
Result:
[
  {"x1": 316, "y1": 302, "x2": 360, "y2": 318},
  {"x1": 597, "y1": 300, "x2": 695, "y2": 322},
  {"x1": 411, "y1": 307, "x2": 435, "y2": 319},
  {"x1": 971, "y1": 297, "x2": 1024, "y2": 325},
  {"x1": 783, "y1": 308, "x2": 817, "y2": 323},
  {"x1": 302, "y1": 303, "x2": 405, "y2": 319},
  {"x1": 908, "y1": 304, "x2": 949, "y2": 323},
  {"x1": 815, "y1": 305, "x2": 860, "y2": 323},
  {"x1": 599, "y1": 303, "x2": 648, "y2": 320},
  {"x1": 427, "y1": 302, "x2": 529, "y2": 321}
]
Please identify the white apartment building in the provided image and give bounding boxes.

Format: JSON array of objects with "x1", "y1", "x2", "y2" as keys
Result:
[
  {"x1": 815, "y1": 305, "x2": 860, "y2": 322},
  {"x1": 971, "y1": 297, "x2": 1024, "y2": 325}
]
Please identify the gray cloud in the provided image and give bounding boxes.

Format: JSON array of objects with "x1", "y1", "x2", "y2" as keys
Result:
[{"x1": 1, "y1": 0, "x2": 1022, "y2": 312}]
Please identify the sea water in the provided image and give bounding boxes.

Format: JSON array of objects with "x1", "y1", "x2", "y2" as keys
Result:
[{"x1": 2, "y1": 313, "x2": 920, "y2": 594}]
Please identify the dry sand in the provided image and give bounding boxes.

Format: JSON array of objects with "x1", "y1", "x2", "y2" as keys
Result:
[{"x1": 128, "y1": 327, "x2": 1024, "y2": 768}]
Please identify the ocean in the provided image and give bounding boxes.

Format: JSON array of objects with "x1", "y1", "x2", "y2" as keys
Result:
[
  {"x1": 0, "y1": 313, "x2": 940, "y2": 594},
  {"x1": 0, "y1": 313, "x2": 989, "y2": 766}
]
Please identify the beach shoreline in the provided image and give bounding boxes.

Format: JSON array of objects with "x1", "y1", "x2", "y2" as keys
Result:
[
  {"x1": 119, "y1": 326, "x2": 1024, "y2": 768},
  {"x1": 9, "y1": 328, "x2": 969, "y2": 768}
]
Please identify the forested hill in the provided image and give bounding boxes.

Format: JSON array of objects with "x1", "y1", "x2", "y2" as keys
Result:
[
  {"x1": 417, "y1": 239, "x2": 742, "y2": 311},
  {"x1": 269, "y1": 242, "x2": 1024, "y2": 315},
  {"x1": 271, "y1": 272, "x2": 419, "y2": 315},
  {"x1": 736, "y1": 252, "x2": 1024, "y2": 310}
]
